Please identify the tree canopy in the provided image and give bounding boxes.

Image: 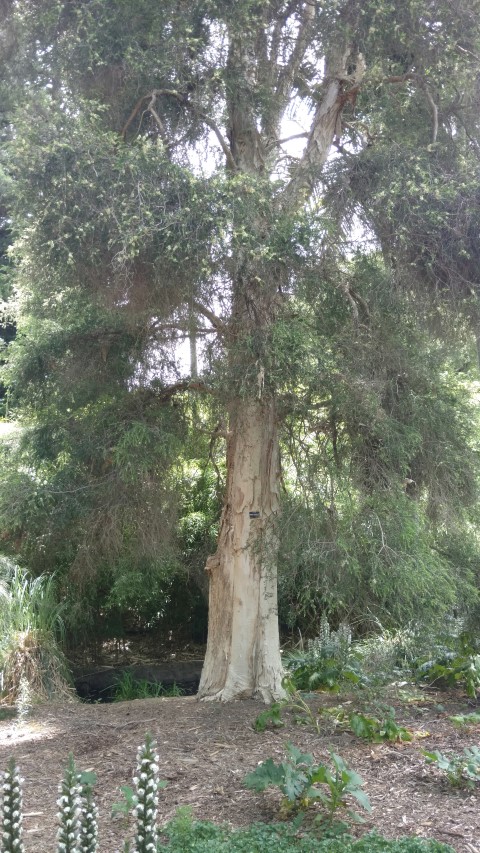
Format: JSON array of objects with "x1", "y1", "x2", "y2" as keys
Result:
[{"x1": 1, "y1": 0, "x2": 480, "y2": 699}]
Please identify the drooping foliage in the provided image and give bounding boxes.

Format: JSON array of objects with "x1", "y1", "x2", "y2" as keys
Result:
[{"x1": 0, "y1": 0, "x2": 480, "y2": 646}]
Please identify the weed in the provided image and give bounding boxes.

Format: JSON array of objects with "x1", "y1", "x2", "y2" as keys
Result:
[
  {"x1": 253, "y1": 677, "x2": 324, "y2": 733},
  {"x1": 348, "y1": 709, "x2": 412, "y2": 743},
  {"x1": 244, "y1": 743, "x2": 371, "y2": 822},
  {"x1": 423, "y1": 746, "x2": 480, "y2": 789}
]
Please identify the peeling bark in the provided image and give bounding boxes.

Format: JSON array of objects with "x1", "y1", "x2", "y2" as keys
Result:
[{"x1": 197, "y1": 398, "x2": 285, "y2": 701}]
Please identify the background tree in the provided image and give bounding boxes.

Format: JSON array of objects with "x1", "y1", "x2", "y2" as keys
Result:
[{"x1": 0, "y1": 0, "x2": 479, "y2": 700}]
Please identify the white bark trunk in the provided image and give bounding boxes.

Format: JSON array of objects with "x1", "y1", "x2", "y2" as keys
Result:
[{"x1": 197, "y1": 397, "x2": 285, "y2": 701}]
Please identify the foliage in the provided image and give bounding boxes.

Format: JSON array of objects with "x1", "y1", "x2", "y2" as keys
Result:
[
  {"x1": 162, "y1": 816, "x2": 454, "y2": 853},
  {"x1": 352, "y1": 628, "x2": 419, "y2": 685},
  {"x1": 113, "y1": 672, "x2": 185, "y2": 702},
  {"x1": 448, "y1": 712, "x2": 480, "y2": 727},
  {"x1": 0, "y1": 742, "x2": 455, "y2": 853},
  {"x1": 348, "y1": 710, "x2": 412, "y2": 743},
  {"x1": 1, "y1": 0, "x2": 480, "y2": 666},
  {"x1": 244, "y1": 743, "x2": 371, "y2": 821},
  {"x1": 254, "y1": 702, "x2": 287, "y2": 733},
  {"x1": 415, "y1": 651, "x2": 480, "y2": 699},
  {"x1": 278, "y1": 684, "x2": 408, "y2": 743},
  {"x1": 415, "y1": 632, "x2": 480, "y2": 699},
  {"x1": 423, "y1": 747, "x2": 480, "y2": 789},
  {"x1": 283, "y1": 617, "x2": 364, "y2": 692},
  {"x1": 0, "y1": 559, "x2": 72, "y2": 703}
]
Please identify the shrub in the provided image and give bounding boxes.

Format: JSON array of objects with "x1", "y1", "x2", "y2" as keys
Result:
[{"x1": 283, "y1": 616, "x2": 364, "y2": 692}]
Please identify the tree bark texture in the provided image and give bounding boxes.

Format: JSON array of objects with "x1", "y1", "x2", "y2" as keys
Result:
[{"x1": 197, "y1": 397, "x2": 285, "y2": 701}]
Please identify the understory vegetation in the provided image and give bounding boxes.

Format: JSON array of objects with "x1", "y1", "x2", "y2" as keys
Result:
[{"x1": 1, "y1": 735, "x2": 457, "y2": 853}]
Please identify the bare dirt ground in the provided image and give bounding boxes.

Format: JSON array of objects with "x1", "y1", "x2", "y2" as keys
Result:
[{"x1": 0, "y1": 688, "x2": 479, "y2": 852}]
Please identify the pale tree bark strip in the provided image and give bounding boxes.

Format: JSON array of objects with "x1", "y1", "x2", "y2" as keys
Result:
[{"x1": 198, "y1": 399, "x2": 283, "y2": 701}]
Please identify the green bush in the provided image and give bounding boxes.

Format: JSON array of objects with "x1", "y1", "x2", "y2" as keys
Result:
[
  {"x1": 283, "y1": 616, "x2": 364, "y2": 692},
  {"x1": 244, "y1": 743, "x2": 371, "y2": 821}
]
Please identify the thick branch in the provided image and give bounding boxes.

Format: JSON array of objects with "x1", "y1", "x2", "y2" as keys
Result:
[
  {"x1": 151, "y1": 379, "x2": 214, "y2": 402},
  {"x1": 191, "y1": 300, "x2": 228, "y2": 335},
  {"x1": 279, "y1": 47, "x2": 367, "y2": 210},
  {"x1": 266, "y1": 131, "x2": 308, "y2": 151}
]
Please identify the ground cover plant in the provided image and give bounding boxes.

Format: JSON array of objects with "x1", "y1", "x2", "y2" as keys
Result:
[
  {"x1": 448, "y1": 712, "x2": 480, "y2": 727},
  {"x1": 162, "y1": 815, "x2": 455, "y2": 853},
  {"x1": 1, "y1": 736, "x2": 457, "y2": 853}
]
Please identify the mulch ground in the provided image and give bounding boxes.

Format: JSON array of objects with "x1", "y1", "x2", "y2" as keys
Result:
[{"x1": 0, "y1": 688, "x2": 478, "y2": 852}]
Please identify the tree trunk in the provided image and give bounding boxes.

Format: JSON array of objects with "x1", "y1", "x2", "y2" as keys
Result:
[{"x1": 197, "y1": 396, "x2": 285, "y2": 701}]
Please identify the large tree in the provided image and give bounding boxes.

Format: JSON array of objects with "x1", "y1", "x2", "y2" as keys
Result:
[{"x1": 1, "y1": 0, "x2": 480, "y2": 699}]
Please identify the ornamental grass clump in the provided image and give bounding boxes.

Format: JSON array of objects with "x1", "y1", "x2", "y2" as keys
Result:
[
  {"x1": 2, "y1": 757, "x2": 25, "y2": 853},
  {"x1": 0, "y1": 561, "x2": 72, "y2": 704}
]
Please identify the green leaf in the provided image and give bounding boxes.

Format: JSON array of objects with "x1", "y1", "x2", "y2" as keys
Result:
[
  {"x1": 244, "y1": 759, "x2": 285, "y2": 793},
  {"x1": 349, "y1": 788, "x2": 372, "y2": 813}
]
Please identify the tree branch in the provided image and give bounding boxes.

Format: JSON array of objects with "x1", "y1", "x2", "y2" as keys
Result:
[
  {"x1": 150, "y1": 379, "x2": 215, "y2": 402},
  {"x1": 275, "y1": 1, "x2": 315, "y2": 107},
  {"x1": 281, "y1": 50, "x2": 366, "y2": 210},
  {"x1": 122, "y1": 88, "x2": 237, "y2": 169},
  {"x1": 262, "y1": 0, "x2": 315, "y2": 141},
  {"x1": 191, "y1": 300, "x2": 228, "y2": 335},
  {"x1": 266, "y1": 131, "x2": 309, "y2": 151}
]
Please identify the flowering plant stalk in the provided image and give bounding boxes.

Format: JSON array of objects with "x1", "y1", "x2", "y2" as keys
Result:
[
  {"x1": 132, "y1": 733, "x2": 160, "y2": 853},
  {"x1": 78, "y1": 770, "x2": 98, "y2": 853},
  {"x1": 2, "y1": 757, "x2": 25, "y2": 853},
  {"x1": 57, "y1": 753, "x2": 80, "y2": 853}
]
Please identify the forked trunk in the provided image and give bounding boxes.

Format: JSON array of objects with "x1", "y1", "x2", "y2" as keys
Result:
[{"x1": 197, "y1": 397, "x2": 285, "y2": 701}]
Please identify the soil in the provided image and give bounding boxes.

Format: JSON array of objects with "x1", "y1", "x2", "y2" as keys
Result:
[{"x1": 0, "y1": 687, "x2": 479, "y2": 852}]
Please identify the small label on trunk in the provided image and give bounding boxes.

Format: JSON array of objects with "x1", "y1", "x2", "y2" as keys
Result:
[{"x1": 249, "y1": 511, "x2": 260, "y2": 518}]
